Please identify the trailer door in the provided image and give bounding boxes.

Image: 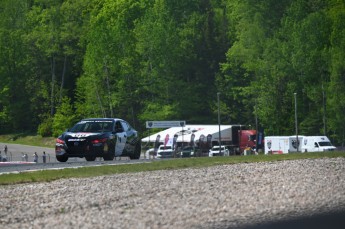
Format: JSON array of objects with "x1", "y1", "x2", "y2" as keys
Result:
[{"x1": 279, "y1": 139, "x2": 289, "y2": 153}]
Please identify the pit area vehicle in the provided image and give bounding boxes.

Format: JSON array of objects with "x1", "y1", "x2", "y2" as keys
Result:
[
  {"x1": 55, "y1": 118, "x2": 141, "y2": 162},
  {"x1": 180, "y1": 146, "x2": 197, "y2": 158},
  {"x1": 209, "y1": 145, "x2": 230, "y2": 157},
  {"x1": 264, "y1": 136, "x2": 303, "y2": 154},
  {"x1": 301, "y1": 136, "x2": 336, "y2": 152},
  {"x1": 264, "y1": 135, "x2": 336, "y2": 154},
  {"x1": 156, "y1": 145, "x2": 175, "y2": 159}
]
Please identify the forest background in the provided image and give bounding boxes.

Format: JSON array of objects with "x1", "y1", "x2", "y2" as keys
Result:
[{"x1": 0, "y1": 0, "x2": 345, "y2": 146}]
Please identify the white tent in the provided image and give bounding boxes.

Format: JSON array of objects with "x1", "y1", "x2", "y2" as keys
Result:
[{"x1": 141, "y1": 124, "x2": 242, "y2": 145}]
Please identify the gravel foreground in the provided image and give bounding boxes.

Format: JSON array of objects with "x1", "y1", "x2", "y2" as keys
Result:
[{"x1": 0, "y1": 158, "x2": 345, "y2": 229}]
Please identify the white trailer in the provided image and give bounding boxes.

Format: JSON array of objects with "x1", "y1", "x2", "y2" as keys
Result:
[
  {"x1": 265, "y1": 136, "x2": 303, "y2": 154},
  {"x1": 301, "y1": 136, "x2": 336, "y2": 152}
]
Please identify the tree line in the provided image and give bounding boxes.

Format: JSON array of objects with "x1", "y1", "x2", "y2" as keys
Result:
[{"x1": 0, "y1": 0, "x2": 344, "y2": 146}]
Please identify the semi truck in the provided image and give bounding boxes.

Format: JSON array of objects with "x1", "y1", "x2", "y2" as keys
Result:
[
  {"x1": 238, "y1": 129, "x2": 258, "y2": 154},
  {"x1": 217, "y1": 127, "x2": 258, "y2": 155}
]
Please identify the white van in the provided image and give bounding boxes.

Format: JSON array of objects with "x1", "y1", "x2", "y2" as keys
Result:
[{"x1": 301, "y1": 136, "x2": 336, "y2": 152}]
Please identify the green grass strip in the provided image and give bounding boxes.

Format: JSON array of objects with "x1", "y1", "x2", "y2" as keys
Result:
[
  {"x1": 0, "y1": 151, "x2": 344, "y2": 185},
  {"x1": 0, "y1": 135, "x2": 55, "y2": 148}
]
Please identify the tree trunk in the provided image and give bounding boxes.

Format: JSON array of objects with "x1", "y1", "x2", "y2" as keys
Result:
[
  {"x1": 59, "y1": 55, "x2": 67, "y2": 103},
  {"x1": 50, "y1": 55, "x2": 56, "y2": 116}
]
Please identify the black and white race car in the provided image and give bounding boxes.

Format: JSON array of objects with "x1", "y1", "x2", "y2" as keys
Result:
[{"x1": 55, "y1": 118, "x2": 141, "y2": 162}]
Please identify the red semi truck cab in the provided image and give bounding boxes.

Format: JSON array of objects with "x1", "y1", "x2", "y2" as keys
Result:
[{"x1": 238, "y1": 130, "x2": 257, "y2": 153}]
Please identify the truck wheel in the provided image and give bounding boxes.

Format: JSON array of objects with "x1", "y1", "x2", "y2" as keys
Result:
[
  {"x1": 129, "y1": 142, "x2": 141, "y2": 160},
  {"x1": 85, "y1": 155, "x2": 96, "y2": 161},
  {"x1": 56, "y1": 155, "x2": 68, "y2": 162}
]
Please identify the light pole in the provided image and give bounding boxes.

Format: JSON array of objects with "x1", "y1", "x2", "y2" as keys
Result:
[
  {"x1": 294, "y1": 93, "x2": 298, "y2": 152},
  {"x1": 217, "y1": 92, "x2": 221, "y2": 155},
  {"x1": 322, "y1": 84, "x2": 326, "y2": 136},
  {"x1": 255, "y1": 101, "x2": 258, "y2": 153}
]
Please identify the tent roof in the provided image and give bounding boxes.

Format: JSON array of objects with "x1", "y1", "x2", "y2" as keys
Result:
[{"x1": 141, "y1": 124, "x2": 243, "y2": 143}]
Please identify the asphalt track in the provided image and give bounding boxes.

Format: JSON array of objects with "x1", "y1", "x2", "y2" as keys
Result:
[
  {"x1": 242, "y1": 210, "x2": 345, "y2": 229},
  {"x1": 0, "y1": 142, "x2": 146, "y2": 174}
]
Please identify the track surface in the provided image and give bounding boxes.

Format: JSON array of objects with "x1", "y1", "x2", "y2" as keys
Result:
[{"x1": 0, "y1": 142, "x2": 146, "y2": 174}]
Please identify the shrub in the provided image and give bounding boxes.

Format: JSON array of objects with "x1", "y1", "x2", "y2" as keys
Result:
[
  {"x1": 52, "y1": 97, "x2": 78, "y2": 137},
  {"x1": 37, "y1": 117, "x2": 53, "y2": 137}
]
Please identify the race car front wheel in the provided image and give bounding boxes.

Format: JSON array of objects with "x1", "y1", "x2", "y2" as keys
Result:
[{"x1": 129, "y1": 142, "x2": 141, "y2": 160}]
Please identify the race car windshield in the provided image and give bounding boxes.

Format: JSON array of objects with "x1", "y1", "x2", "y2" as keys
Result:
[{"x1": 69, "y1": 121, "x2": 114, "y2": 133}]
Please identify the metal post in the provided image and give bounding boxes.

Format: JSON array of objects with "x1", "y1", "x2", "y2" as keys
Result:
[
  {"x1": 217, "y1": 92, "x2": 221, "y2": 155},
  {"x1": 294, "y1": 93, "x2": 298, "y2": 152},
  {"x1": 322, "y1": 84, "x2": 326, "y2": 136},
  {"x1": 182, "y1": 126, "x2": 184, "y2": 150},
  {"x1": 255, "y1": 102, "x2": 258, "y2": 153}
]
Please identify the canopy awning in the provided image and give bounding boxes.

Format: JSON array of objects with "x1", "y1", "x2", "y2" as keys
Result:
[{"x1": 141, "y1": 124, "x2": 243, "y2": 145}]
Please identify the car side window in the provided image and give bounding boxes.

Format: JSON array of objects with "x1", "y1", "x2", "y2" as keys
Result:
[
  {"x1": 115, "y1": 121, "x2": 124, "y2": 133},
  {"x1": 121, "y1": 121, "x2": 130, "y2": 132}
]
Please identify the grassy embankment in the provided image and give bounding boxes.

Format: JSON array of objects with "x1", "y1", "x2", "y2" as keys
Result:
[
  {"x1": 0, "y1": 134, "x2": 56, "y2": 148},
  {"x1": 0, "y1": 149, "x2": 344, "y2": 185}
]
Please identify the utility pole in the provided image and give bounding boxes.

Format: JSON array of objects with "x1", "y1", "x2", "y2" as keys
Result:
[
  {"x1": 322, "y1": 84, "x2": 326, "y2": 136},
  {"x1": 217, "y1": 92, "x2": 221, "y2": 155},
  {"x1": 294, "y1": 93, "x2": 298, "y2": 152},
  {"x1": 255, "y1": 101, "x2": 258, "y2": 153}
]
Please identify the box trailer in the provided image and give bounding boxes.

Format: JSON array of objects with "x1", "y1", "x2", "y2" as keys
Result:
[
  {"x1": 301, "y1": 136, "x2": 336, "y2": 152},
  {"x1": 265, "y1": 136, "x2": 303, "y2": 154}
]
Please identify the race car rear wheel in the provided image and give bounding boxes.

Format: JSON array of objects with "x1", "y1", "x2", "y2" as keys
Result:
[
  {"x1": 85, "y1": 155, "x2": 96, "y2": 161},
  {"x1": 103, "y1": 142, "x2": 115, "y2": 161},
  {"x1": 56, "y1": 155, "x2": 68, "y2": 162},
  {"x1": 129, "y1": 142, "x2": 141, "y2": 160}
]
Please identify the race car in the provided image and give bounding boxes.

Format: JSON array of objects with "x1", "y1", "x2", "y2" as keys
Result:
[{"x1": 55, "y1": 118, "x2": 141, "y2": 162}]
